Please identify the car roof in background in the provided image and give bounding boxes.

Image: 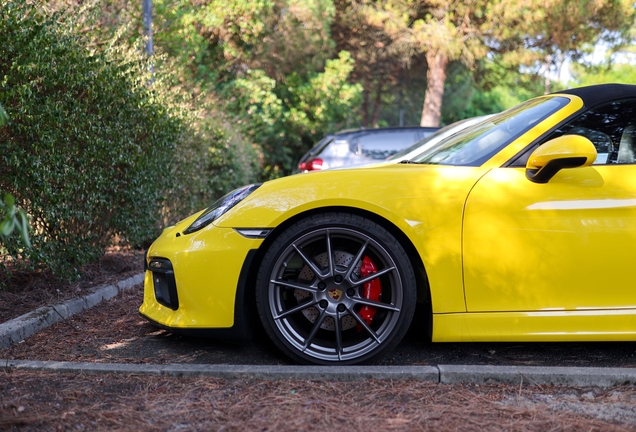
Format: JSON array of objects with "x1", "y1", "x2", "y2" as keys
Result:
[{"x1": 332, "y1": 126, "x2": 438, "y2": 139}]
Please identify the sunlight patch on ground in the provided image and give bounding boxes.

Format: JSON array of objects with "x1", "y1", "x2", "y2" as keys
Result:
[{"x1": 101, "y1": 338, "x2": 138, "y2": 351}]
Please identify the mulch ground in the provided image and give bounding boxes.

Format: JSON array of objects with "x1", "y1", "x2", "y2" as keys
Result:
[
  {"x1": 0, "y1": 248, "x2": 144, "y2": 323},
  {"x1": 1, "y1": 284, "x2": 168, "y2": 364},
  {"x1": 3, "y1": 253, "x2": 636, "y2": 430},
  {"x1": 2, "y1": 370, "x2": 636, "y2": 431}
]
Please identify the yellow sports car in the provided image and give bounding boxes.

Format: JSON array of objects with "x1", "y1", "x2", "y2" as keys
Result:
[{"x1": 140, "y1": 84, "x2": 636, "y2": 365}]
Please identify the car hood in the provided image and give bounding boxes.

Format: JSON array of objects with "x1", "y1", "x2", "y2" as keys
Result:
[{"x1": 214, "y1": 163, "x2": 491, "y2": 232}]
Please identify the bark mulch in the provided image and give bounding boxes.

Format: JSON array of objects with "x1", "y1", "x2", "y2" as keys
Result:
[
  {"x1": 2, "y1": 370, "x2": 636, "y2": 431},
  {"x1": 1, "y1": 284, "x2": 169, "y2": 364},
  {"x1": 0, "y1": 248, "x2": 144, "y2": 323},
  {"x1": 3, "y1": 251, "x2": 636, "y2": 430}
]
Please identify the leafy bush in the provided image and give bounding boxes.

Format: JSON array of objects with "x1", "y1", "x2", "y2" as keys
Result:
[
  {"x1": 146, "y1": 0, "x2": 361, "y2": 178},
  {"x1": 162, "y1": 100, "x2": 260, "y2": 226},
  {"x1": 0, "y1": 0, "x2": 184, "y2": 277},
  {"x1": 230, "y1": 51, "x2": 362, "y2": 178},
  {"x1": 0, "y1": 193, "x2": 30, "y2": 248}
]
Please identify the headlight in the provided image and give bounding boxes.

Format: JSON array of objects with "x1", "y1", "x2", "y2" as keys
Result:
[{"x1": 183, "y1": 184, "x2": 261, "y2": 234}]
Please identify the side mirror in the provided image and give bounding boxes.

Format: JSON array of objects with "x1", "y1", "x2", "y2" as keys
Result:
[{"x1": 526, "y1": 135, "x2": 597, "y2": 183}]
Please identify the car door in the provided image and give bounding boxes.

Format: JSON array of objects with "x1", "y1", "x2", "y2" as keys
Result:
[{"x1": 463, "y1": 98, "x2": 636, "y2": 312}]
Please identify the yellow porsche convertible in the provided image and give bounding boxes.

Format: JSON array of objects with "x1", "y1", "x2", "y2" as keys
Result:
[{"x1": 141, "y1": 84, "x2": 636, "y2": 365}]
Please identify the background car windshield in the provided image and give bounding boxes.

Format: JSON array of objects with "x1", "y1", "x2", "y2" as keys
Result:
[
  {"x1": 354, "y1": 131, "x2": 422, "y2": 159},
  {"x1": 412, "y1": 96, "x2": 569, "y2": 166}
]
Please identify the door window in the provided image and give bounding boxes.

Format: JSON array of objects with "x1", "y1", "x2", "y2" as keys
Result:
[{"x1": 528, "y1": 99, "x2": 636, "y2": 165}]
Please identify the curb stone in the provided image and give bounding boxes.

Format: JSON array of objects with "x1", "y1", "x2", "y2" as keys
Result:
[
  {"x1": 1, "y1": 360, "x2": 440, "y2": 381},
  {"x1": 438, "y1": 364, "x2": 636, "y2": 387},
  {"x1": 0, "y1": 273, "x2": 144, "y2": 349},
  {"x1": 2, "y1": 360, "x2": 636, "y2": 386}
]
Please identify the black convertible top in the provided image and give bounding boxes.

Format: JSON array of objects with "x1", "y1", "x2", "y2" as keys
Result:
[{"x1": 554, "y1": 83, "x2": 636, "y2": 108}]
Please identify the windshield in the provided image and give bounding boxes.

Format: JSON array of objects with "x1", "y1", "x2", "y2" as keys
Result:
[
  {"x1": 388, "y1": 116, "x2": 494, "y2": 161},
  {"x1": 412, "y1": 96, "x2": 570, "y2": 166}
]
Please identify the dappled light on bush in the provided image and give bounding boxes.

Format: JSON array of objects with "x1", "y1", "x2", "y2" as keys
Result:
[
  {"x1": 0, "y1": 0, "x2": 257, "y2": 279},
  {"x1": 0, "y1": 0, "x2": 180, "y2": 277}
]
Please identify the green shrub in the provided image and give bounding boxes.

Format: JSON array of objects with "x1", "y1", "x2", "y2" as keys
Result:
[
  {"x1": 229, "y1": 51, "x2": 362, "y2": 178},
  {"x1": 0, "y1": 0, "x2": 182, "y2": 277},
  {"x1": 0, "y1": 193, "x2": 30, "y2": 248},
  {"x1": 162, "y1": 100, "x2": 260, "y2": 226}
]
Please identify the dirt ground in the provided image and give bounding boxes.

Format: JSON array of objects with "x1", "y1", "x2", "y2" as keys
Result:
[{"x1": 2, "y1": 254, "x2": 636, "y2": 430}]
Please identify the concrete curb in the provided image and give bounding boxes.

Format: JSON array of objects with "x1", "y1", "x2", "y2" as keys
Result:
[
  {"x1": 438, "y1": 365, "x2": 636, "y2": 387},
  {"x1": 1, "y1": 360, "x2": 440, "y2": 381},
  {"x1": 0, "y1": 273, "x2": 144, "y2": 349},
  {"x1": 3, "y1": 360, "x2": 636, "y2": 387}
]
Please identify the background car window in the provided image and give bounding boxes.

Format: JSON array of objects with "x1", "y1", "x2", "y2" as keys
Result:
[
  {"x1": 318, "y1": 139, "x2": 350, "y2": 158},
  {"x1": 530, "y1": 99, "x2": 636, "y2": 165},
  {"x1": 307, "y1": 136, "x2": 334, "y2": 156},
  {"x1": 352, "y1": 131, "x2": 419, "y2": 159}
]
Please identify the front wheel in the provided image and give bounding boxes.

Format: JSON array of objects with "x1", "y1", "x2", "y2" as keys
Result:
[{"x1": 255, "y1": 213, "x2": 417, "y2": 365}]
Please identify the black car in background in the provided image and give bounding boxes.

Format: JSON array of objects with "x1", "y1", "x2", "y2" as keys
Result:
[{"x1": 297, "y1": 126, "x2": 438, "y2": 172}]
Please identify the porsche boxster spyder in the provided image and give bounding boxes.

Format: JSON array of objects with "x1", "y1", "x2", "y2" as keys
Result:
[{"x1": 140, "y1": 84, "x2": 636, "y2": 365}]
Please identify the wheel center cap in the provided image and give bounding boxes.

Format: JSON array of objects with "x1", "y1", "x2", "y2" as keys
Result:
[{"x1": 327, "y1": 288, "x2": 343, "y2": 301}]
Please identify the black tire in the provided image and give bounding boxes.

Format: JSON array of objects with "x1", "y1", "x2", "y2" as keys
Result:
[{"x1": 255, "y1": 212, "x2": 417, "y2": 365}]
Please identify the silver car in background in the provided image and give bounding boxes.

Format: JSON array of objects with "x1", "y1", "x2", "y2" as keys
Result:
[{"x1": 297, "y1": 126, "x2": 438, "y2": 172}]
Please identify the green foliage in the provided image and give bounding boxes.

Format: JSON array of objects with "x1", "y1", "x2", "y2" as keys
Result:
[
  {"x1": 0, "y1": 0, "x2": 183, "y2": 277},
  {"x1": 230, "y1": 51, "x2": 362, "y2": 178},
  {"x1": 146, "y1": 0, "x2": 358, "y2": 178},
  {"x1": 0, "y1": 104, "x2": 31, "y2": 249},
  {"x1": 163, "y1": 102, "x2": 260, "y2": 225},
  {"x1": 153, "y1": 0, "x2": 336, "y2": 83},
  {"x1": 489, "y1": 0, "x2": 635, "y2": 92},
  {"x1": 0, "y1": 193, "x2": 30, "y2": 248},
  {"x1": 569, "y1": 61, "x2": 636, "y2": 87}
]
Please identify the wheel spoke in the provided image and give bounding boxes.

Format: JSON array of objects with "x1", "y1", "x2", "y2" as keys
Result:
[
  {"x1": 326, "y1": 230, "x2": 334, "y2": 277},
  {"x1": 353, "y1": 297, "x2": 400, "y2": 312},
  {"x1": 270, "y1": 278, "x2": 318, "y2": 293},
  {"x1": 351, "y1": 266, "x2": 395, "y2": 287},
  {"x1": 334, "y1": 311, "x2": 343, "y2": 361},
  {"x1": 292, "y1": 243, "x2": 325, "y2": 278},
  {"x1": 344, "y1": 239, "x2": 369, "y2": 282},
  {"x1": 349, "y1": 308, "x2": 381, "y2": 343},
  {"x1": 302, "y1": 309, "x2": 327, "y2": 351},
  {"x1": 274, "y1": 300, "x2": 319, "y2": 320}
]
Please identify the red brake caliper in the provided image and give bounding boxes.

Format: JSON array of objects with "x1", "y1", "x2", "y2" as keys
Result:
[{"x1": 357, "y1": 255, "x2": 381, "y2": 331}]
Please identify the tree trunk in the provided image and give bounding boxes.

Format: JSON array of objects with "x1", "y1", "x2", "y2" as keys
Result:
[
  {"x1": 371, "y1": 80, "x2": 383, "y2": 127},
  {"x1": 361, "y1": 77, "x2": 371, "y2": 127},
  {"x1": 361, "y1": 89, "x2": 369, "y2": 127},
  {"x1": 421, "y1": 50, "x2": 449, "y2": 127}
]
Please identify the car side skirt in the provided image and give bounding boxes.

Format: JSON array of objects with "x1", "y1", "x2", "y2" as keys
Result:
[{"x1": 433, "y1": 309, "x2": 636, "y2": 342}]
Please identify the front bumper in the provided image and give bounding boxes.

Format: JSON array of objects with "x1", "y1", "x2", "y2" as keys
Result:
[{"x1": 139, "y1": 225, "x2": 264, "y2": 339}]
